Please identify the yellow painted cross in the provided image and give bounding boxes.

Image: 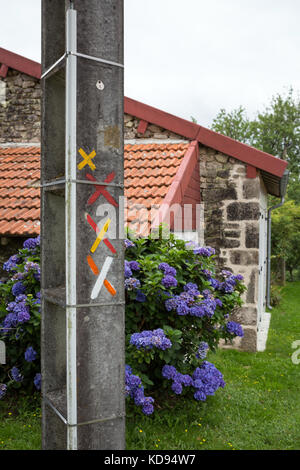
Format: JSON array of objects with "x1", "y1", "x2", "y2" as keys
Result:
[{"x1": 78, "y1": 148, "x2": 96, "y2": 171}]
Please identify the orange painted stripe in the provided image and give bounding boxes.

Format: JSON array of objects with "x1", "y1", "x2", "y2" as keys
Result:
[
  {"x1": 87, "y1": 255, "x2": 99, "y2": 275},
  {"x1": 103, "y1": 279, "x2": 116, "y2": 296}
]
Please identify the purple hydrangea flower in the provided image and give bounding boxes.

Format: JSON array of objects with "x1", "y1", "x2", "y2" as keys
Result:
[
  {"x1": 136, "y1": 290, "x2": 146, "y2": 302},
  {"x1": 24, "y1": 261, "x2": 40, "y2": 281},
  {"x1": 158, "y1": 263, "x2": 177, "y2": 277},
  {"x1": 125, "y1": 365, "x2": 154, "y2": 415},
  {"x1": 162, "y1": 365, "x2": 193, "y2": 395},
  {"x1": 12, "y1": 272, "x2": 25, "y2": 281},
  {"x1": 196, "y1": 341, "x2": 209, "y2": 360},
  {"x1": 34, "y1": 373, "x2": 41, "y2": 390},
  {"x1": 130, "y1": 329, "x2": 172, "y2": 351},
  {"x1": 12, "y1": 281, "x2": 26, "y2": 297},
  {"x1": 23, "y1": 236, "x2": 40, "y2": 250},
  {"x1": 162, "y1": 365, "x2": 177, "y2": 380},
  {"x1": 184, "y1": 283, "x2": 200, "y2": 296},
  {"x1": 177, "y1": 373, "x2": 193, "y2": 387},
  {"x1": 125, "y1": 277, "x2": 141, "y2": 291},
  {"x1": 3, "y1": 255, "x2": 20, "y2": 272},
  {"x1": 141, "y1": 396, "x2": 154, "y2": 415},
  {"x1": 129, "y1": 261, "x2": 140, "y2": 271},
  {"x1": 17, "y1": 310, "x2": 30, "y2": 323},
  {"x1": 2, "y1": 295, "x2": 30, "y2": 330},
  {"x1": 185, "y1": 242, "x2": 215, "y2": 257},
  {"x1": 124, "y1": 260, "x2": 133, "y2": 278},
  {"x1": 25, "y1": 346, "x2": 37, "y2": 362},
  {"x1": 124, "y1": 238, "x2": 135, "y2": 249},
  {"x1": 192, "y1": 361, "x2": 225, "y2": 401},
  {"x1": 0, "y1": 384, "x2": 7, "y2": 399},
  {"x1": 194, "y1": 390, "x2": 206, "y2": 401},
  {"x1": 226, "y1": 321, "x2": 244, "y2": 337},
  {"x1": 10, "y1": 367, "x2": 23, "y2": 382},
  {"x1": 171, "y1": 381, "x2": 183, "y2": 395},
  {"x1": 161, "y1": 275, "x2": 177, "y2": 288}
]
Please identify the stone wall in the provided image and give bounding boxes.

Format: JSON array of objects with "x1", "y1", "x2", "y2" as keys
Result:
[
  {"x1": 0, "y1": 70, "x2": 41, "y2": 143},
  {"x1": 0, "y1": 68, "x2": 184, "y2": 144},
  {"x1": 199, "y1": 144, "x2": 262, "y2": 352},
  {"x1": 124, "y1": 114, "x2": 186, "y2": 141}
]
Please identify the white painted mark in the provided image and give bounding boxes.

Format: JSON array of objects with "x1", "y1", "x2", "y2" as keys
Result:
[{"x1": 90, "y1": 256, "x2": 113, "y2": 299}]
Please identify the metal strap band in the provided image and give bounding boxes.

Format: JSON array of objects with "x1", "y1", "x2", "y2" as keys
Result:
[
  {"x1": 44, "y1": 396, "x2": 125, "y2": 427},
  {"x1": 66, "y1": 301, "x2": 125, "y2": 308},
  {"x1": 31, "y1": 178, "x2": 124, "y2": 189},
  {"x1": 41, "y1": 49, "x2": 123, "y2": 80},
  {"x1": 43, "y1": 294, "x2": 125, "y2": 309},
  {"x1": 69, "y1": 51, "x2": 124, "y2": 69},
  {"x1": 41, "y1": 53, "x2": 67, "y2": 80}
]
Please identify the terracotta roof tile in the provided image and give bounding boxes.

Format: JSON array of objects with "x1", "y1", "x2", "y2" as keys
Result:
[{"x1": 0, "y1": 142, "x2": 190, "y2": 236}]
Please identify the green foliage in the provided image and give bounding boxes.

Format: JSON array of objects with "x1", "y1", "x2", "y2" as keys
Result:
[
  {"x1": 211, "y1": 87, "x2": 300, "y2": 178},
  {"x1": 0, "y1": 240, "x2": 41, "y2": 397},
  {"x1": 125, "y1": 232, "x2": 246, "y2": 396},
  {"x1": 212, "y1": 106, "x2": 253, "y2": 143},
  {"x1": 211, "y1": 87, "x2": 300, "y2": 276},
  {"x1": 271, "y1": 200, "x2": 300, "y2": 280},
  {"x1": 269, "y1": 284, "x2": 283, "y2": 307}
]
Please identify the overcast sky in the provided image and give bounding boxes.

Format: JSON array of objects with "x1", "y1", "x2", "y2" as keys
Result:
[{"x1": 1, "y1": 0, "x2": 300, "y2": 127}]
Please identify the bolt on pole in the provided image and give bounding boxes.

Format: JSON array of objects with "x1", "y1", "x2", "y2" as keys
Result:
[{"x1": 41, "y1": 0, "x2": 125, "y2": 450}]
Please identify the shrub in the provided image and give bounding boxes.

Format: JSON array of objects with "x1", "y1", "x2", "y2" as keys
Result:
[
  {"x1": 0, "y1": 236, "x2": 41, "y2": 400},
  {"x1": 0, "y1": 232, "x2": 246, "y2": 416},
  {"x1": 124, "y1": 232, "x2": 246, "y2": 413},
  {"x1": 270, "y1": 284, "x2": 283, "y2": 307}
]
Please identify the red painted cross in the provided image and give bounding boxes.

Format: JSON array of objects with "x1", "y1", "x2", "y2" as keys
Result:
[{"x1": 86, "y1": 172, "x2": 118, "y2": 207}]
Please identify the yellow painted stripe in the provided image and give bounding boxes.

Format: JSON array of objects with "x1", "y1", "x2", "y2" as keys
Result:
[{"x1": 90, "y1": 219, "x2": 111, "y2": 253}]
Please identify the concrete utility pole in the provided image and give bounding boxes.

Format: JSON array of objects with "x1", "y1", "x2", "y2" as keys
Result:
[{"x1": 41, "y1": 0, "x2": 125, "y2": 450}]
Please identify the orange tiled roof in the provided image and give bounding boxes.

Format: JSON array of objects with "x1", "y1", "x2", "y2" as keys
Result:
[
  {"x1": 0, "y1": 146, "x2": 40, "y2": 236},
  {"x1": 0, "y1": 142, "x2": 190, "y2": 236}
]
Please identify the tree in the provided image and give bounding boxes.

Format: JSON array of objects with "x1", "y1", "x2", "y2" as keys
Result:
[
  {"x1": 210, "y1": 88, "x2": 300, "y2": 282},
  {"x1": 271, "y1": 201, "x2": 300, "y2": 281},
  {"x1": 211, "y1": 106, "x2": 253, "y2": 144},
  {"x1": 211, "y1": 88, "x2": 300, "y2": 178}
]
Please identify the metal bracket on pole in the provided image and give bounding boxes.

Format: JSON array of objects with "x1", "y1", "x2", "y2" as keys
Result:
[
  {"x1": 44, "y1": 395, "x2": 125, "y2": 428},
  {"x1": 65, "y1": 7, "x2": 77, "y2": 450},
  {"x1": 30, "y1": 178, "x2": 124, "y2": 189}
]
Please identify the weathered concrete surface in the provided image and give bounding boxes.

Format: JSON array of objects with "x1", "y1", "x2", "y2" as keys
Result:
[{"x1": 41, "y1": 0, "x2": 125, "y2": 449}]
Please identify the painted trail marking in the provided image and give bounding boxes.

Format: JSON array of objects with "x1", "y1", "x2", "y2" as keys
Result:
[
  {"x1": 87, "y1": 255, "x2": 100, "y2": 275},
  {"x1": 86, "y1": 172, "x2": 118, "y2": 207},
  {"x1": 86, "y1": 255, "x2": 116, "y2": 296},
  {"x1": 90, "y1": 256, "x2": 116, "y2": 299},
  {"x1": 90, "y1": 218, "x2": 111, "y2": 253},
  {"x1": 103, "y1": 279, "x2": 116, "y2": 296},
  {"x1": 78, "y1": 148, "x2": 96, "y2": 171},
  {"x1": 85, "y1": 213, "x2": 117, "y2": 254},
  {"x1": 103, "y1": 238, "x2": 117, "y2": 254},
  {"x1": 86, "y1": 213, "x2": 99, "y2": 233}
]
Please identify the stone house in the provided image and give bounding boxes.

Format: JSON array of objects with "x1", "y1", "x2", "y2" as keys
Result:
[{"x1": 0, "y1": 47, "x2": 289, "y2": 352}]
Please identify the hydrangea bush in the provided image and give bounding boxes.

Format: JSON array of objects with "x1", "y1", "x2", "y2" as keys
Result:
[
  {"x1": 0, "y1": 231, "x2": 246, "y2": 417},
  {"x1": 0, "y1": 236, "x2": 41, "y2": 400},
  {"x1": 124, "y1": 232, "x2": 246, "y2": 414}
]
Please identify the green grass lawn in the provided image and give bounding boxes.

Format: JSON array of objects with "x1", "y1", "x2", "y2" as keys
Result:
[{"x1": 1, "y1": 282, "x2": 300, "y2": 450}]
